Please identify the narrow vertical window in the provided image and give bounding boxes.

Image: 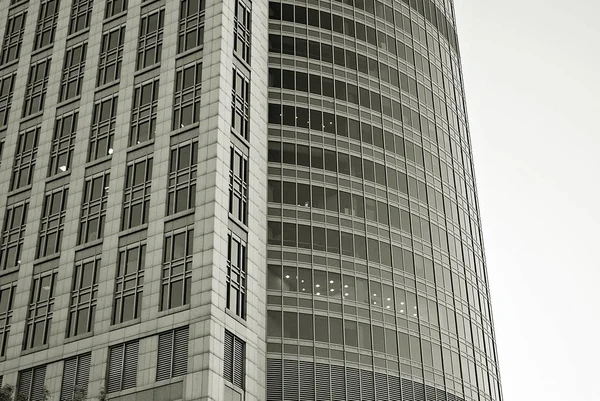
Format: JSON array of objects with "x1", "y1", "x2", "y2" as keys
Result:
[
  {"x1": 0, "y1": 72, "x2": 16, "y2": 127},
  {"x1": 178, "y1": 0, "x2": 206, "y2": 53},
  {"x1": 22, "y1": 58, "x2": 51, "y2": 117},
  {"x1": 88, "y1": 95, "x2": 117, "y2": 161},
  {"x1": 0, "y1": 201, "x2": 28, "y2": 271},
  {"x1": 66, "y1": 257, "x2": 100, "y2": 337},
  {"x1": 36, "y1": 186, "x2": 68, "y2": 258},
  {"x1": 11, "y1": 126, "x2": 40, "y2": 191},
  {"x1": 69, "y1": 0, "x2": 93, "y2": 34},
  {"x1": 59, "y1": 42, "x2": 87, "y2": 102},
  {"x1": 107, "y1": 341, "x2": 138, "y2": 393},
  {"x1": 48, "y1": 112, "x2": 78, "y2": 176},
  {"x1": 226, "y1": 232, "x2": 246, "y2": 319},
  {"x1": 78, "y1": 172, "x2": 110, "y2": 245},
  {"x1": 233, "y1": 0, "x2": 251, "y2": 64},
  {"x1": 167, "y1": 140, "x2": 197, "y2": 215},
  {"x1": 60, "y1": 353, "x2": 91, "y2": 401},
  {"x1": 121, "y1": 158, "x2": 152, "y2": 230},
  {"x1": 137, "y1": 9, "x2": 164, "y2": 70},
  {"x1": 112, "y1": 242, "x2": 145, "y2": 324},
  {"x1": 0, "y1": 282, "x2": 16, "y2": 358},
  {"x1": 231, "y1": 68, "x2": 250, "y2": 140},
  {"x1": 97, "y1": 26, "x2": 125, "y2": 86},
  {"x1": 130, "y1": 79, "x2": 159, "y2": 145},
  {"x1": 172, "y1": 62, "x2": 202, "y2": 129},
  {"x1": 224, "y1": 330, "x2": 245, "y2": 390},
  {"x1": 34, "y1": 0, "x2": 60, "y2": 50},
  {"x1": 156, "y1": 326, "x2": 189, "y2": 381},
  {"x1": 229, "y1": 146, "x2": 248, "y2": 224},
  {"x1": 1, "y1": 12, "x2": 27, "y2": 65},
  {"x1": 161, "y1": 227, "x2": 193, "y2": 310},
  {"x1": 23, "y1": 271, "x2": 57, "y2": 350}
]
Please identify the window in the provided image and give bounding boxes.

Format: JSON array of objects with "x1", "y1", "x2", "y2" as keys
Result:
[
  {"x1": 130, "y1": 79, "x2": 159, "y2": 145},
  {"x1": 226, "y1": 232, "x2": 246, "y2": 319},
  {"x1": 0, "y1": 72, "x2": 16, "y2": 127},
  {"x1": 66, "y1": 257, "x2": 99, "y2": 337},
  {"x1": 178, "y1": 0, "x2": 205, "y2": 53},
  {"x1": 60, "y1": 353, "x2": 91, "y2": 401},
  {"x1": 34, "y1": 0, "x2": 60, "y2": 50},
  {"x1": 161, "y1": 227, "x2": 193, "y2": 310},
  {"x1": 59, "y1": 42, "x2": 87, "y2": 102},
  {"x1": 137, "y1": 9, "x2": 164, "y2": 70},
  {"x1": 48, "y1": 112, "x2": 78, "y2": 176},
  {"x1": 1, "y1": 12, "x2": 27, "y2": 65},
  {"x1": 69, "y1": 0, "x2": 93, "y2": 34},
  {"x1": 36, "y1": 186, "x2": 68, "y2": 258},
  {"x1": 10, "y1": 126, "x2": 40, "y2": 191},
  {"x1": 0, "y1": 201, "x2": 28, "y2": 271},
  {"x1": 78, "y1": 172, "x2": 110, "y2": 245},
  {"x1": 233, "y1": 0, "x2": 251, "y2": 63},
  {"x1": 172, "y1": 62, "x2": 202, "y2": 129},
  {"x1": 112, "y1": 242, "x2": 145, "y2": 324},
  {"x1": 17, "y1": 365, "x2": 47, "y2": 401},
  {"x1": 105, "y1": 0, "x2": 127, "y2": 18},
  {"x1": 22, "y1": 58, "x2": 51, "y2": 117},
  {"x1": 224, "y1": 330, "x2": 245, "y2": 390},
  {"x1": 97, "y1": 26, "x2": 125, "y2": 86},
  {"x1": 0, "y1": 282, "x2": 16, "y2": 358},
  {"x1": 229, "y1": 146, "x2": 248, "y2": 224},
  {"x1": 121, "y1": 158, "x2": 152, "y2": 230},
  {"x1": 231, "y1": 68, "x2": 250, "y2": 139},
  {"x1": 88, "y1": 95, "x2": 117, "y2": 161},
  {"x1": 107, "y1": 340, "x2": 138, "y2": 393},
  {"x1": 156, "y1": 326, "x2": 189, "y2": 381},
  {"x1": 167, "y1": 140, "x2": 197, "y2": 215},
  {"x1": 23, "y1": 271, "x2": 57, "y2": 350}
]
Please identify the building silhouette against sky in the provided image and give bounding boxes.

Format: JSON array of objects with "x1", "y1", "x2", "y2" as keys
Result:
[{"x1": 0, "y1": 0, "x2": 502, "y2": 400}]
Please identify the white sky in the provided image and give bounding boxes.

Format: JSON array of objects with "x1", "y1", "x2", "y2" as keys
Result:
[{"x1": 454, "y1": 1, "x2": 600, "y2": 400}]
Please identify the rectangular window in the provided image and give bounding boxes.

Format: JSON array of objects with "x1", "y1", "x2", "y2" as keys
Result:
[
  {"x1": 226, "y1": 232, "x2": 246, "y2": 319},
  {"x1": 34, "y1": 0, "x2": 60, "y2": 50},
  {"x1": 0, "y1": 72, "x2": 16, "y2": 127},
  {"x1": 231, "y1": 68, "x2": 250, "y2": 140},
  {"x1": 48, "y1": 112, "x2": 78, "y2": 176},
  {"x1": 88, "y1": 95, "x2": 117, "y2": 161},
  {"x1": 161, "y1": 227, "x2": 193, "y2": 311},
  {"x1": 60, "y1": 353, "x2": 91, "y2": 401},
  {"x1": 172, "y1": 62, "x2": 202, "y2": 129},
  {"x1": 1, "y1": 12, "x2": 27, "y2": 65},
  {"x1": 121, "y1": 158, "x2": 152, "y2": 230},
  {"x1": 167, "y1": 140, "x2": 197, "y2": 215},
  {"x1": 156, "y1": 326, "x2": 189, "y2": 381},
  {"x1": 97, "y1": 26, "x2": 125, "y2": 87},
  {"x1": 0, "y1": 201, "x2": 28, "y2": 271},
  {"x1": 0, "y1": 282, "x2": 16, "y2": 358},
  {"x1": 59, "y1": 42, "x2": 87, "y2": 102},
  {"x1": 66, "y1": 257, "x2": 100, "y2": 337},
  {"x1": 224, "y1": 330, "x2": 245, "y2": 390},
  {"x1": 178, "y1": 0, "x2": 205, "y2": 53},
  {"x1": 233, "y1": 0, "x2": 251, "y2": 64},
  {"x1": 22, "y1": 58, "x2": 51, "y2": 117},
  {"x1": 78, "y1": 172, "x2": 110, "y2": 245},
  {"x1": 105, "y1": 0, "x2": 127, "y2": 19},
  {"x1": 17, "y1": 365, "x2": 47, "y2": 401},
  {"x1": 10, "y1": 126, "x2": 40, "y2": 191},
  {"x1": 107, "y1": 340, "x2": 138, "y2": 393},
  {"x1": 36, "y1": 186, "x2": 68, "y2": 258},
  {"x1": 23, "y1": 271, "x2": 57, "y2": 350},
  {"x1": 69, "y1": 0, "x2": 93, "y2": 34},
  {"x1": 112, "y1": 242, "x2": 145, "y2": 324},
  {"x1": 229, "y1": 146, "x2": 248, "y2": 224},
  {"x1": 137, "y1": 9, "x2": 164, "y2": 70},
  {"x1": 130, "y1": 79, "x2": 159, "y2": 145}
]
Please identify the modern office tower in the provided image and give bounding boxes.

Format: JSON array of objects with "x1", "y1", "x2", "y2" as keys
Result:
[{"x1": 0, "y1": 0, "x2": 502, "y2": 400}]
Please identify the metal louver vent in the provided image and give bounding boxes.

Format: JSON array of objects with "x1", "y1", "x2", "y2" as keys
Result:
[
  {"x1": 425, "y1": 385, "x2": 437, "y2": 401},
  {"x1": 402, "y1": 378, "x2": 414, "y2": 400},
  {"x1": 346, "y1": 366, "x2": 360, "y2": 400},
  {"x1": 156, "y1": 330, "x2": 173, "y2": 381},
  {"x1": 414, "y1": 381, "x2": 426, "y2": 401},
  {"x1": 122, "y1": 341, "x2": 138, "y2": 391},
  {"x1": 330, "y1": 364, "x2": 345, "y2": 401},
  {"x1": 157, "y1": 326, "x2": 189, "y2": 381},
  {"x1": 18, "y1": 365, "x2": 46, "y2": 401},
  {"x1": 60, "y1": 353, "x2": 91, "y2": 401},
  {"x1": 224, "y1": 330, "x2": 245, "y2": 390},
  {"x1": 17, "y1": 369, "x2": 33, "y2": 400},
  {"x1": 107, "y1": 340, "x2": 138, "y2": 393},
  {"x1": 360, "y1": 369, "x2": 375, "y2": 401},
  {"x1": 266, "y1": 359, "x2": 282, "y2": 401},
  {"x1": 172, "y1": 326, "x2": 189, "y2": 377},
  {"x1": 299, "y1": 361, "x2": 315, "y2": 400},
  {"x1": 375, "y1": 371, "x2": 388, "y2": 401},
  {"x1": 283, "y1": 359, "x2": 298, "y2": 400},
  {"x1": 436, "y1": 388, "x2": 448, "y2": 401},
  {"x1": 224, "y1": 331, "x2": 233, "y2": 383},
  {"x1": 389, "y1": 375, "x2": 401, "y2": 400},
  {"x1": 315, "y1": 363, "x2": 330, "y2": 401}
]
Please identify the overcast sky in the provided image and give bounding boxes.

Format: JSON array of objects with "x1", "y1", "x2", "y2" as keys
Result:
[{"x1": 454, "y1": 1, "x2": 600, "y2": 400}]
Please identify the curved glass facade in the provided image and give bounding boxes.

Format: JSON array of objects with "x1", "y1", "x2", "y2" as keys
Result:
[{"x1": 265, "y1": 0, "x2": 502, "y2": 400}]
